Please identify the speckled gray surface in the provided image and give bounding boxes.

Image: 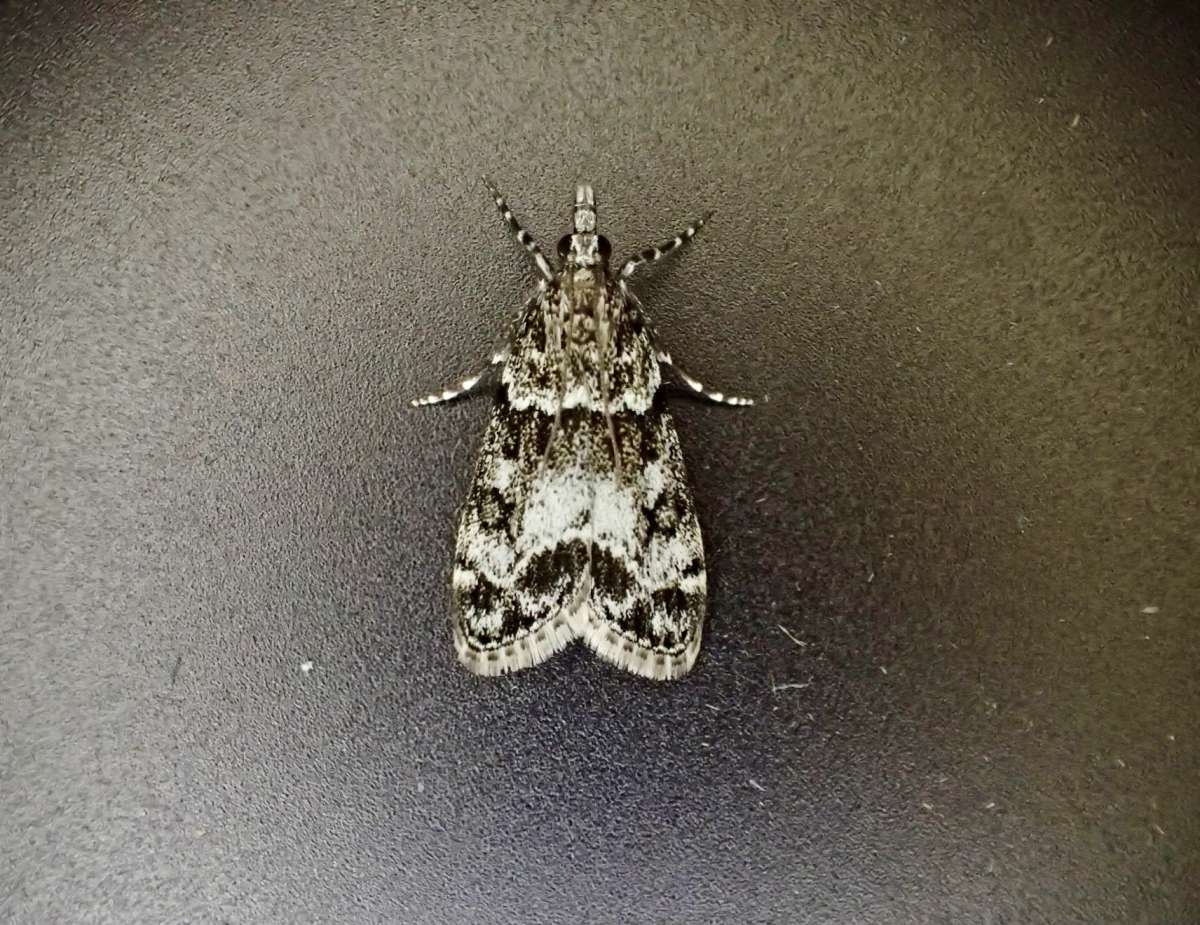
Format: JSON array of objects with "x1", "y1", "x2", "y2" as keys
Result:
[{"x1": 2, "y1": 2, "x2": 1198, "y2": 923}]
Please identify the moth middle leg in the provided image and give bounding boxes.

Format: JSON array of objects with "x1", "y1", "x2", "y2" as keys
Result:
[
  {"x1": 656, "y1": 350, "x2": 755, "y2": 407},
  {"x1": 409, "y1": 351, "x2": 507, "y2": 407}
]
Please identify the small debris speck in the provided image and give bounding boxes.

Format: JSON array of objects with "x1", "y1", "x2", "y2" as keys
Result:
[
  {"x1": 778, "y1": 625, "x2": 806, "y2": 648},
  {"x1": 1044, "y1": 35, "x2": 1054, "y2": 48},
  {"x1": 1114, "y1": 757, "x2": 1126, "y2": 769},
  {"x1": 416, "y1": 781, "x2": 425, "y2": 794},
  {"x1": 1141, "y1": 605, "x2": 1160, "y2": 614},
  {"x1": 748, "y1": 779, "x2": 767, "y2": 793},
  {"x1": 921, "y1": 802, "x2": 934, "y2": 812},
  {"x1": 300, "y1": 661, "x2": 314, "y2": 674},
  {"x1": 1070, "y1": 113, "x2": 1081, "y2": 128},
  {"x1": 1152, "y1": 823, "x2": 1166, "y2": 836},
  {"x1": 984, "y1": 801, "x2": 997, "y2": 810}
]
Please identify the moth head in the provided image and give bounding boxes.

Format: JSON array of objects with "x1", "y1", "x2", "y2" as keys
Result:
[
  {"x1": 556, "y1": 183, "x2": 612, "y2": 270},
  {"x1": 557, "y1": 231, "x2": 612, "y2": 269}
]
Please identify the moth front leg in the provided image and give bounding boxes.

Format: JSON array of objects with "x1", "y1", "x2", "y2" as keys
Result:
[
  {"x1": 657, "y1": 350, "x2": 755, "y2": 407},
  {"x1": 482, "y1": 176, "x2": 555, "y2": 281},
  {"x1": 409, "y1": 352, "x2": 507, "y2": 407},
  {"x1": 618, "y1": 211, "x2": 714, "y2": 280}
]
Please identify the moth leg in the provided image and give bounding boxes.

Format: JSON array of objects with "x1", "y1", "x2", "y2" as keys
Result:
[
  {"x1": 657, "y1": 351, "x2": 755, "y2": 407},
  {"x1": 409, "y1": 352, "x2": 507, "y2": 407},
  {"x1": 618, "y1": 211, "x2": 714, "y2": 280},
  {"x1": 482, "y1": 176, "x2": 555, "y2": 281}
]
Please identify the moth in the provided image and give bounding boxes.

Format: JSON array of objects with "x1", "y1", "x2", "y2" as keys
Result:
[{"x1": 412, "y1": 180, "x2": 752, "y2": 680}]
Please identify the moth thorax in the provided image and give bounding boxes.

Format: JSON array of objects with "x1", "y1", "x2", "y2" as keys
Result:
[
  {"x1": 560, "y1": 270, "x2": 608, "y2": 344},
  {"x1": 568, "y1": 233, "x2": 601, "y2": 266}
]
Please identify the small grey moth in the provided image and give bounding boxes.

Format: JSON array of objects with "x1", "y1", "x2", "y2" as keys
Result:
[{"x1": 412, "y1": 180, "x2": 752, "y2": 680}]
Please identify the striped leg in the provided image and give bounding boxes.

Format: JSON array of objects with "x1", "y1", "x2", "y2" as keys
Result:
[
  {"x1": 619, "y1": 211, "x2": 713, "y2": 280},
  {"x1": 410, "y1": 352, "x2": 507, "y2": 407},
  {"x1": 657, "y1": 350, "x2": 755, "y2": 407},
  {"x1": 482, "y1": 177, "x2": 554, "y2": 281}
]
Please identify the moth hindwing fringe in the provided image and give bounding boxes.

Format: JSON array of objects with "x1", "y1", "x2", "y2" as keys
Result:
[{"x1": 416, "y1": 181, "x2": 752, "y2": 680}]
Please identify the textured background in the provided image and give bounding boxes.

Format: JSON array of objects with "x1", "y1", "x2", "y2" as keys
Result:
[{"x1": 2, "y1": 2, "x2": 1198, "y2": 923}]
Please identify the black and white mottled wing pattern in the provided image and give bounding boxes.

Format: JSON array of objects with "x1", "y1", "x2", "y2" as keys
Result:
[
  {"x1": 452, "y1": 289, "x2": 705, "y2": 680},
  {"x1": 417, "y1": 182, "x2": 750, "y2": 680},
  {"x1": 449, "y1": 285, "x2": 594, "y2": 675},
  {"x1": 581, "y1": 401, "x2": 707, "y2": 679}
]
